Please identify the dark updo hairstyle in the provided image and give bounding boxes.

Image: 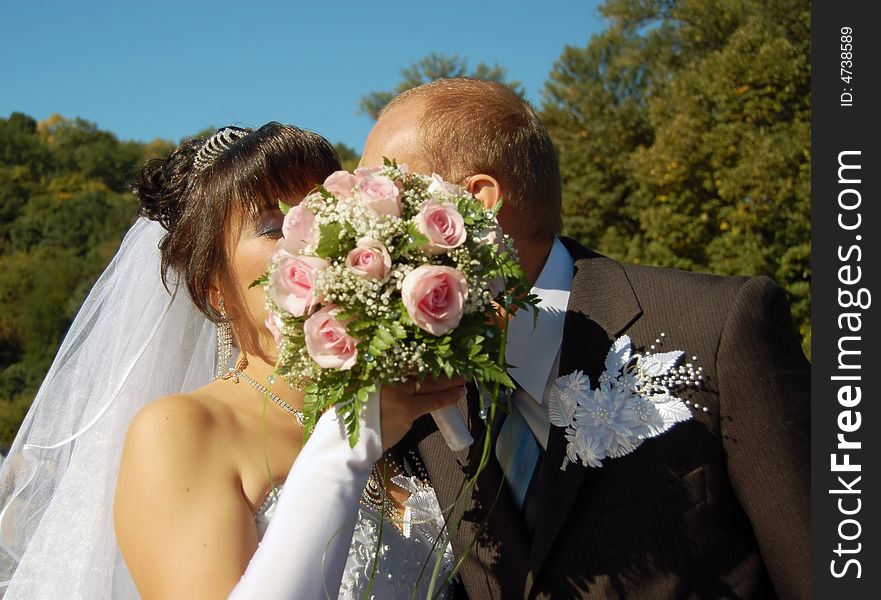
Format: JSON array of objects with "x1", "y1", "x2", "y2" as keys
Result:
[{"x1": 132, "y1": 122, "x2": 341, "y2": 324}]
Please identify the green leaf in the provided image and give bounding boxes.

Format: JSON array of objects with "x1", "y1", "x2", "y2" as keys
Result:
[
  {"x1": 248, "y1": 274, "x2": 269, "y2": 289},
  {"x1": 346, "y1": 406, "x2": 361, "y2": 448},
  {"x1": 333, "y1": 309, "x2": 352, "y2": 321},
  {"x1": 376, "y1": 326, "x2": 395, "y2": 346},
  {"x1": 356, "y1": 386, "x2": 370, "y2": 403},
  {"x1": 348, "y1": 319, "x2": 374, "y2": 334},
  {"x1": 399, "y1": 221, "x2": 429, "y2": 254},
  {"x1": 481, "y1": 367, "x2": 515, "y2": 389},
  {"x1": 278, "y1": 200, "x2": 292, "y2": 214},
  {"x1": 314, "y1": 185, "x2": 335, "y2": 200},
  {"x1": 388, "y1": 320, "x2": 407, "y2": 338},
  {"x1": 315, "y1": 222, "x2": 343, "y2": 258},
  {"x1": 368, "y1": 334, "x2": 391, "y2": 355},
  {"x1": 491, "y1": 195, "x2": 504, "y2": 216}
]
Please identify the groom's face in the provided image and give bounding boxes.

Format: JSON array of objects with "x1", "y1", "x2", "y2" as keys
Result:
[{"x1": 360, "y1": 98, "x2": 430, "y2": 172}]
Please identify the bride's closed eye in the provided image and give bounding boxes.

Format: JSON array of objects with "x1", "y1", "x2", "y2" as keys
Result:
[{"x1": 254, "y1": 211, "x2": 284, "y2": 239}]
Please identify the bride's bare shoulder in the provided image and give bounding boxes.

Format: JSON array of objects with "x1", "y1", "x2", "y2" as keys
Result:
[
  {"x1": 114, "y1": 386, "x2": 249, "y2": 577},
  {"x1": 120, "y1": 386, "x2": 233, "y2": 472},
  {"x1": 131, "y1": 388, "x2": 214, "y2": 433}
]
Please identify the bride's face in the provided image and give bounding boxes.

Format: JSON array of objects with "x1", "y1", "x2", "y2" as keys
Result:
[{"x1": 224, "y1": 205, "x2": 287, "y2": 362}]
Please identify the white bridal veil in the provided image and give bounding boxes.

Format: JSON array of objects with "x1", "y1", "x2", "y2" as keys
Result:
[{"x1": 0, "y1": 218, "x2": 217, "y2": 598}]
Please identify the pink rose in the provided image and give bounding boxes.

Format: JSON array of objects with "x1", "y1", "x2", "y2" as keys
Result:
[
  {"x1": 279, "y1": 203, "x2": 319, "y2": 253},
  {"x1": 414, "y1": 200, "x2": 467, "y2": 255},
  {"x1": 269, "y1": 251, "x2": 329, "y2": 317},
  {"x1": 303, "y1": 305, "x2": 359, "y2": 370},
  {"x1": 346, "y1": 238, "x2": 392, "y2": 279},
  {"x1": 402, "y1": 265, "x2": 468, "y2": 335},
  {"x1": 322, "y1": 170, "x2": 357, "y2": 199},
  {"x1": 264, "y1": 311, "x2": 285, "y2": 345},
  {"x1": 354, "y1": 168, "x2": 401, "y2": 217},
  {"x1": 427, "y1": 173, "x2": 468, "y2": 197},
  {"x1": 354, "y1": 166, "x2": 380, "y2": 180}
]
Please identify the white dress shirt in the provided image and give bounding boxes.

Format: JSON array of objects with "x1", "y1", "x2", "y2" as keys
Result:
[{"x1": 505, "y1": 238, "x2": 573, "y2": 449}]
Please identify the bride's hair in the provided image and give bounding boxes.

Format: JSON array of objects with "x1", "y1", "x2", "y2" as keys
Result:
[
  {"x1": 131, "y1": 122, "x2": 341, "y2": 324},
  {"x1": 0, "y1": 121, "x2": 342, "y2": 598}
]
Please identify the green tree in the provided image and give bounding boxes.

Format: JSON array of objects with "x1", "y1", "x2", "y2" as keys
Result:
[
  {"x1": 141, "y1": 137, "x2": 178, "y2": 161},
  {"x1": 359, "y1": 52, "x2": 524, "y2": 120},
  {"x1": 542, "y1": 0, "x2": 811, "y2": 355},
  {"x1": 333, "y1": 142, "x2": 360, "y2": 172},
  {"x1": 1, "y1": 114, "x2": 56, "y2": 252},
  {"x1": 0, "y1": 113, "x2": 54, "y2": 177},
  {"x1": 0, "y1": 166, "x2": 35, "y2": 254},
  {"x1": 0, "y1": 393, "x2": 33, "y2": 449},
  {"x1": 0, "y1": 112, "x2": 153, "y2": 446},
  {"x1": 8, "y1": 176, "x2": 135, "y2": 256},
  {"x1": 38, "y1": 115, "x2": 145, "y2": 193}
]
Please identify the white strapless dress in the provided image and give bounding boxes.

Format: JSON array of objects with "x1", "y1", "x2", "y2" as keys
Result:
[{"x1": 255, "y1": 475, "x2": 455, "y2": 600}]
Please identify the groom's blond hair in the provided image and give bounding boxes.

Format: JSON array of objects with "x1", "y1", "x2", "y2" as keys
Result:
[{"x1": 383, "y1": 79, "x2": 562, "y2": 241}]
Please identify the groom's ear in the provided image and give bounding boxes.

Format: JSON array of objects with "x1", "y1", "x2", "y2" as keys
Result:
[{"x1": 465, "y1": 174, "x2": 502, "y2": 211}]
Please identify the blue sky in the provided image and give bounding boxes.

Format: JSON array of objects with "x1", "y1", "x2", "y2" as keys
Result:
[{"x1": 1, "y1": 0, "x2": 605, "y2": 152}]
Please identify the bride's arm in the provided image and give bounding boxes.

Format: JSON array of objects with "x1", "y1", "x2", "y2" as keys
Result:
[
  {"x1": 115, "y1": 380, "x2": 465, "y2": 600},
  {"x1": 114, "y1": 394, "x2": 260, "y2": 600}
]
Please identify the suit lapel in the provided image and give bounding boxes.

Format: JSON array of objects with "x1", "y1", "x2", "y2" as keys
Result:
[
  {"x1": 417, "y1": 384, "x2": 531, "y2": 597},
  {"x1": 526, "y1": 238, "x2": 643, "y2": 589}
]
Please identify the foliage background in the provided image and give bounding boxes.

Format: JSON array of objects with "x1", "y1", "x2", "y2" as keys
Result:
[{"x1": 0, "y1": 0, "x2": 810, "y2": 448}]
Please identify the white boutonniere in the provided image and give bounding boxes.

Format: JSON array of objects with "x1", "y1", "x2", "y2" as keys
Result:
[{"x1": 547, "y1": 334, "x2": 704, "y2": 470}]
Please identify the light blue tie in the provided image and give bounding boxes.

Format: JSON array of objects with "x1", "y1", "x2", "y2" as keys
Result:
[{"x1": 495, "y1": 389, "x2": 542, "y2": 510}]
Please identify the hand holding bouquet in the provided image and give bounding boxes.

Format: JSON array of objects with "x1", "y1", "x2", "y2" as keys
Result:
[{"x1": 258, "y1": 160, "x2": 536, "y2": 449}]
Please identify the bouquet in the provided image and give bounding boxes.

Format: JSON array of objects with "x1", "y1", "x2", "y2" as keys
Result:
[{"x1": 257, "y1": 160, "x2": 536, "y2": 449}]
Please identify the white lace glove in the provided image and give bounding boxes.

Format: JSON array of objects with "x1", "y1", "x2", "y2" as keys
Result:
[{"x1": 228, "y1": 391, "x2": 383, "y2": 600}]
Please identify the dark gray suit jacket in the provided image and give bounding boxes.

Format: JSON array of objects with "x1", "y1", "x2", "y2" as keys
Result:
[{"x1": 410, "y1": 238, "x2": 810, "y2": 599}]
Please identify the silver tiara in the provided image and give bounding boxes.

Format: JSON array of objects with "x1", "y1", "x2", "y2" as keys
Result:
[{"x1": 193, "y1": 126, "x2": 251, "y2": 172}]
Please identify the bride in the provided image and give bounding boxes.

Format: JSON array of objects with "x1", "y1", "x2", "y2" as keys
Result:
[{"x1": 0, "y1": 123, "x2": 464, "y2": 598}]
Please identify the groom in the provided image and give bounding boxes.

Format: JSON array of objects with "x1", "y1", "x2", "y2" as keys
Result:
[{"x1": 360, "y1": 78, "x2": 810, "y2": 599}]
